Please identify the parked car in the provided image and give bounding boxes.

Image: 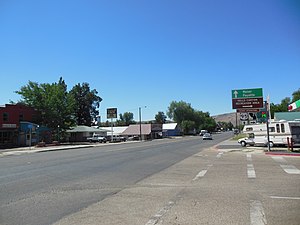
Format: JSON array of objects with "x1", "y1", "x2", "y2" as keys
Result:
[
  {"x1": 127, "y1": 136, "x2": 140, "y2": 141},
  {"x1": 238, "y1": 137, "x2": 255, "y2": 147},
  {"x1": 203, "y1": 133, "x2": 212, "y2": 140},
  {"x1": 107, "y1": 135, "x2": 126, "y2": 142},
  {"x1": 86, "y1": 134, "x2": 107, "y2": 143}
]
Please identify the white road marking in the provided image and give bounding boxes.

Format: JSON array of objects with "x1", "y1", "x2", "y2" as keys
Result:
[
  {"x1": 145, "y1": 201, "x2": 175, "y2": 225},
  {"x1": 247, "y1": 153, "x2": 252, "y2": 162},
  {"x1": 270, "y1": 196, "x2": 300, "y2": 200},
  {"x1": 192, "y1": 170, "x2": 208, "y2": 181},
  {"x1": 250, "y1": 200, "x2": 267, "y2": 225},
  {"x1": 280, "y1": 165, "x2": 300, "y2": 174},
  {"x1": 271, "y1": 156, "x2": 287, "y2": 164},
  {"x1": 216, "y1": 152, "x2": 223, "y2": 158},
  {"x1": 247, "y1": 164, "x2": 256, "y2": 178}
]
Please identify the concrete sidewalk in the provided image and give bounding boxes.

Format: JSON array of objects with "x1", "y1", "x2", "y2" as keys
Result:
[
  {"x1": 216, "y1": 139, "x2": 300, "y2": 156},
  {"x1": 0, "y1": 144, "x2": 94, "y2": 157}
]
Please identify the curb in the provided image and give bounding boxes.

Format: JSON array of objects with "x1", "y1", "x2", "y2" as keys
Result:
[{"x1": 265, "y1": 152, "x2": 300, "y2": 157}]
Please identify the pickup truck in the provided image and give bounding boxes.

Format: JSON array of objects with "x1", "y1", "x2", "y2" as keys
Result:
[{"x1": 86, "y1": 134, "x2": 107, "y2": 143}]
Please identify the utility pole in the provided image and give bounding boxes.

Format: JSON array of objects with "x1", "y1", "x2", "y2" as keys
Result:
[
  {"x1": 139, "y1": 107, "x2": 142, "y2": 141},
  {"x1": 265, "y1": 101, "x2": 271, "y2": 152},
  {"x1": 139, "y1": 106, "x2": 146, "y2": 141}
]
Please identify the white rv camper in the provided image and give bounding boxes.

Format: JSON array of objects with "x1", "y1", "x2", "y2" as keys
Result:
[{"x1": 238, "y1": 120, "x2": 300, "y2": 147}]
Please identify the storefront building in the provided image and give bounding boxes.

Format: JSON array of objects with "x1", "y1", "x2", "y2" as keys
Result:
[{"x1": 0, "y1": 104, "x2": 40, "y2": 148}]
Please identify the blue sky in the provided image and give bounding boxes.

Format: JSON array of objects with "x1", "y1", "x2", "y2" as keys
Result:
[{"x1": 0, "y1": 0, "x2": 299, "y2": 121}]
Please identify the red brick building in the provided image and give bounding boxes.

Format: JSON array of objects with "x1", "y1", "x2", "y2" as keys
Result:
[{"x1": 0, "y1": 104, "x2": 39, "y2": 147}]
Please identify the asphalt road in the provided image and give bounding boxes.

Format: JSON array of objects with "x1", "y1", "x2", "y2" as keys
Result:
[{"x1": 0, "y1": 133, "x2": 232, "y2": 225}]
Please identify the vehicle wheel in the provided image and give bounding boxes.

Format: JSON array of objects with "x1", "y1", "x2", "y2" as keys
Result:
[
  {"x1": 241, "y1": 141, "x2": 247, "y2": 147},
  {"x1": 268, "y1": 141, "x2": 274, "y2": 148}
]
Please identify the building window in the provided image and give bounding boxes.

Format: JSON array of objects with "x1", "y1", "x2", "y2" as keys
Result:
[{"x1": 3, "y1": 112, "x2": 9, "y2": 122}]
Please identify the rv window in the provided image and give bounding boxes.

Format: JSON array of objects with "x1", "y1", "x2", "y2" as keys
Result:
[
  {"x1": 269, "y1": 127, "x2": 275, "y2": 132},
  {"x1": 246, "y1": 127, "x2": 253, "y2": 131},
  {"x1": 249, "y1": 133, "x2": 254, "y2": 138},
  {"x1": 281, "y1": 124, "x2": 285, "y2": 133},
  {"x1": 276, "y1": 124, "x2": 280, "y2": 133}
]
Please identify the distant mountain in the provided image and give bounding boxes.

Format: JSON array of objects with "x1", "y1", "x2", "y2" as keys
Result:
[{"x1": 212, "y1": 112, "x2": 240, "y2": 127}]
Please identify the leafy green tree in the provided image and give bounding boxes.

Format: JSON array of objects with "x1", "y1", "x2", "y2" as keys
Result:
[
  {"x1": 204, "y1": 116, "x2": 217, "y2": 132},
  {"x1": 167, "y1": 101, "x2": 195, "y2": 125},
  {"x1": 167, "y1": 100, "x2": 216, "y2": 134},
  {"x1": 270, "y1": 97, "x2": 290, "y2": 118},
  {"x1": 117, "y1": 112, "x2": 135, "y2": 125},
  {"x1": 16, "y1": 77, "x2": 76, "y2": 132},
  {"x1": 292, "y1": 89, "x2": 300, "y2": 102},
  {"x1": 69, "y1": 82, "x2": 102, "y2": 126},
  {"x1": 155, "y1": 111, "x2": 167, "y2": 124},
  {"x1": 181, "y1": 120, "x2": 195, "y2": 135}
]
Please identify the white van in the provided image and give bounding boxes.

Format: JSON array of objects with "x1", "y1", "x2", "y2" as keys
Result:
[
  {"x1": 200, "y1": 130, "x2": 208, "y2": 136},
  {"x1": 238, "y1": 120, "x2": 300, "y2": 147}
]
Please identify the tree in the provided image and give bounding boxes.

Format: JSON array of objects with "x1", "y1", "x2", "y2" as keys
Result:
[
  {"x1": 269, "y1": 88, "x2": 300, "y2": 116},
  {"x1": 155, "y1": 111, "x2": 167, "y2": 124},
  {"x1": 167, "y1": 100, "x2": 217, "y2": 134},
  {"x1": 69, "y1": 82, "x2": 102, "y2": 126},
  {"x1": 292, "y1": 89, "x2": 300, "y2": 102},
  {"x1": 16, "y1": 77, "x2": 76, "y2": 131},
  {"x1": 117, "y1": 112, "x2": 135, "y2": 126},
  {"x1": 167, "y1": 101, "x2": 195, "y2": 126},
  {"x1": 270, "y1": 97, "x2": 290, "y2": 118},
  {"x1": 181, "y1": 120, "x2": 195, "y2": 135}
]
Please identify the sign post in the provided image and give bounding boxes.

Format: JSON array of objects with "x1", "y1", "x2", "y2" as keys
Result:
[
  {"x1": 107, "y1": 108, "x2": 117, "y2": 142},
  {"x1": 232, "y1": 88, "x2": 269, "y2": 149}
]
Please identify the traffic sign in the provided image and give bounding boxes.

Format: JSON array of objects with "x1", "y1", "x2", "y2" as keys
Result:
[
  {"x1": 232, "y1": 98, "x2": 263, "y2": 109},
  {"x1": 107, "y1": 108, "x2": 117, "y2": 119},
  {"x1": 237, "y1": 108, "x2": 260, "y2": 113},
  {"x1": 232, "y1": 88, "x2": 263, "y2": 99},
  {"x1": 240, "y1": 113, "x2": 248, "y2": 121}
]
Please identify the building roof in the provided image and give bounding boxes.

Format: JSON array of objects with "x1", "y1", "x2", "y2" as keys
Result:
[
  {"x1": 99, "y1": 126, "x2": 129, "y2": 136},
  {"x1": 122, "y1": 124, "x2": 152, "y2": 135},
  {"x1": 163, "y1": 123, "x2": 178, "y2": 130},
  {"x1": 67, "y1": 125, "x2": 108, "y2": 133},
  {"x1": 274, "y1": 112, "x2": 300, "y2": 121}
]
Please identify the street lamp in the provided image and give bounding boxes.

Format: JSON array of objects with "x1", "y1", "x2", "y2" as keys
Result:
[{"x1": 139, "y1": 106, "x2": 146, "y2": 141}]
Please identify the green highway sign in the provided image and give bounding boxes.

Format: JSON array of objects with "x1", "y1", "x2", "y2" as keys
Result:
[{"x1": 232, "y1": 88, "x2": 263, "y2": 99}]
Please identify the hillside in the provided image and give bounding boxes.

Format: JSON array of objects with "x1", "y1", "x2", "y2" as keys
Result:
[{"x1": 212, "y1": 112, "x2": 240, "y2": 127}]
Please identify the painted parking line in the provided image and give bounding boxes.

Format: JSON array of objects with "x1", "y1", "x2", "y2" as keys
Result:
[
  {"x1": 271, "y1": 156, "x2": 287, "y2": 164},
  {"x1": 192, "y1": 170, "x2": 208, "y2": 181},
  {"x1": 247, "y1": 153, "x2": 252, "y2": 162},
  {"x1": 250, "y1": 200, "x2": 267, "y2": 225},
  {"x1": 270, "y1": 196, "x2": 300, "y2": 200},
  {"x1": 216, "y1": 152, "x2": 223, "y2": 158},
  {"x1": 247, "y1": 164, "x2": 256, "y2": 179},
  {"x1": 145, "y1": 201, "x2": 175, "y2": 225},
  {"x1": 271, "y1": 156, "x2": 300, "y2": 174},
  {"x1": 280, "y1": 165, "x2": 300, "y2": 175}
]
